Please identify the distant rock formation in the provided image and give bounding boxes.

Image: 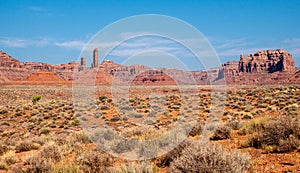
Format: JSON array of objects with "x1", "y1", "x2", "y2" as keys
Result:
[
  {"x1": 217, "y1": 49, "x2": 297, "y2": 84},
  {"x1": 0, "y1": 48, "x2": 299, "y2": 85},
  {"x1": 12, "y1": 70, "x2": 68, "y2": 84},
  {"x1": 0, "y1": 51, "x2": 78, "y2": 83},
  {"x1": 239, "y1": 49, "x2": 295, "y2": 73}
]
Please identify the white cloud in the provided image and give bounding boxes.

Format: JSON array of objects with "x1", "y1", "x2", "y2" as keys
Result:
[
  {"x1": 284, "y1": 38, "x2": 300, "y2": 46},
  {"x1": 214, "y1": 38, "x2": 253, "y2": 50},
  {"x1": 0, "y1": 37, "x2": 50, "y2": 48},
  {"x1": 27, "y1": 6, "x2": 46, "y2": 12},
  {"x1": 55, "y1": 40, "x2": 86, "y2": 50},
  {"x1": 217, "y1": 48, "x2": 272, "y2": 57},
  {"x1": 119, "y1": 32, "x2": 152, "y2": 39}
]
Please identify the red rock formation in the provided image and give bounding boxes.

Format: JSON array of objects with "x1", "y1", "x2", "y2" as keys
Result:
[
  {"x1": 0, "y1": 49, "x2": 299, "y2": 85},
  {"x1": 11, "y1": 70, "x2": 69, "y2": 84},
  {"x1": 218, "y1": 49, "x2": 297, "y2": 84},
  {"x1": 288, "y1": 68, "x2": 300, "y2": 83},
  {"x1": 132, "y1": 70, "x2": 176, "y2": 85},
  {"x1": 238, "y1": 49, "x2": 295, "y2": 73}
]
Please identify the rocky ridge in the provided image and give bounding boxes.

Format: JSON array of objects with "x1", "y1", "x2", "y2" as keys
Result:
[{"x1": 0, "y1": 49, "x2": 299, "y2": 85}]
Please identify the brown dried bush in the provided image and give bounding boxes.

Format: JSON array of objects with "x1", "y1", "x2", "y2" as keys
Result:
[
  {"x1": 170, "y1": 142, "x2": 251, "y2": 173},
  {"x1": 246, "y1": 115, "x2": 300, "y2": 153},
  {"x1": 76, "y1": 148, "x2": 114, "y2": 173},
  {"x1": 210, "y1": 125, "x2": 231, "y2": 140}
]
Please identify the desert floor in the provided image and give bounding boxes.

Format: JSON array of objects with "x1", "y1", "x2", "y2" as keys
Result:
[{"x1": 0, "y1": 84, "x2": 299, "y2": 173}]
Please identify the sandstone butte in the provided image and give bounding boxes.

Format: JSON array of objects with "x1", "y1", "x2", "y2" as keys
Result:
[{"x1": 0, "y1": 48, "x2": 299, "y2": 85}]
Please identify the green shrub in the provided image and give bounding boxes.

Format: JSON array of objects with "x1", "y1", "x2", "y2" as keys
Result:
[
  {"x1": 99, "y1": 96, "x2": 107, "y2": 102},
  {"x1": 32, "y1": 95, "x2": 42, "y2": 104},
  {"x1": 40, "y1": 128, "x2": 51, "y2": 135}
]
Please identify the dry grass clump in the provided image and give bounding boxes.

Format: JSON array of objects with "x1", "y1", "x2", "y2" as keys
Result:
[
  {"x1": 40, "y1": 142, "x2": 63, "y2": 162},
  {"x1": 243, "y1": 115, "x2": 300, "y2": 153},
  {"x1": 170, "y1": 142, "x2": 251, "y2": 173},
  {"x1": 1, "y1": 150, "x2": 18, "y2": 165},
  {"x1": 0, "y1": 142, "x2": 9, "y2": 156},
  {"x1": 75, "y1": 148, "x2": 114, "y2": 173},
  {"x1": 52, "y1": 161, "x2": 80, "y2": 173},
  {"x1": 210, "y1": 125, "x2": 231, "y2": 140},
  {"x1": 156, "y1": 139, "x2": 192, "y2": 168},
  {"x1": 71, "y1": 131, "x2": 91, "y2": 144},
  {"x1": 24, "y1": 154, "x2": 52, "y2": 173},
  {"x1": 237, "y1": 116, "x2": 271, "y2": 135},
  {"x1": 110, "y1": 162, "x2": 153, "y2": 173},
  {"x1": 15, "y1": 139, "x2": 40, "y2": 153}
]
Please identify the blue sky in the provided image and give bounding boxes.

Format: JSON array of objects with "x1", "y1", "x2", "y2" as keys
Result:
[{"x1": 0, "y1": 0, "x2": 300, "y2": 70}]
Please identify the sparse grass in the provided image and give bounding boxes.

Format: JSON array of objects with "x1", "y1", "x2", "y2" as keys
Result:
[
  {"x1": 238, "y1": 116, "x2": 271, "y2": 135},
  {"x1": 16, "y1": 139, "x2": 40, "y2": 153},
  {"x1": 243, "y1": 115, "x2": 300, "y2": 153},
  {"x1": 24, "y1": 154, "x2": 52, "y2": 173},
  {"x1": 2, "y1": 150, "x2": 18, "y2": 165},
  {"x1": 210, "y1": 125, "x2": 231, "y2": 140},
  {"x1": 111, "y1": 162, "x2": 153, "y2": 173},
  {"x1": 40, "y1": 142, "x2": 62, "y2": 162},
  {"x1": 52, "y1": 161, "x2": 80, "y2": 173},
  {"x1": 170, "y1": 142, "x2": 251, "y2": 173},
  {"x1": 76, "y1": 148, "x2": 114, "y2": 173},
  {"x1": 0, "y1": 85, "x2": 299, "y2": 172}
]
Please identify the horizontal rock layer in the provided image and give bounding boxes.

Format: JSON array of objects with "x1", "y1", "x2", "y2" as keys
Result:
[{"x1": 0, "y1": 49, "x2": 299, "y2": 85}]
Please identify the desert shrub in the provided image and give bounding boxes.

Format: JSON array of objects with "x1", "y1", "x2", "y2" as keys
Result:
[
  {"x1": 170, "y1": 142, "x2": 251, "y2": 173},
  {"x1": 138, "y1": 139, "x2": 159, "y2": 159},
  {"x1": 100, "y1": 105, "x2": 110, "y2": 110},
  {"x1": 40, "y1": 128, "x2": 51, "y2": 135},
  {"x1": 99, "y1": 96, "x2": 107, "y2": 102},
  {"x1": 0, "y1": 162, "x2": 8, "y2": 170},
  {"x1": 237, "y1": 117, "x2": 270, "y2": 135},
  {"x1": 210, "y1": 125, "x2": 231, "y2": 140},
  {"x1": 111, "y1": 162, "x2": 153, "y2": 173},
  {"x1": 188, "y1": 122, "x2": 204, "y2": 137},
  {"x1": 246, "y1": 115, "x2": 300, "y2": 153},
  {"x1": 2, "y1": 150, "x2": 18, "y2": 165},
  {"x1": 40, "y1": 143, "x2": 62, "y2": 162},
  {"x1": 112, "y1": 138, "x2": 137, "y2": 154},
  {"x1": 156, "y1": 139, "x2": 192, "y2": 167},
  {"x1": 0, "y1": 109, "x2": 8, "y2": 114},
  {"x1": 226, "y1": 119, "x2": 242, "y2": 130},
  {"x1": 16, "y1": 140, "x2": 40, "y2": 153},
  {"x1": 72, "y1": 131, "x2": 91, "y2": 144},
  {"x1": 24, "y1": 155, "x2": 52, "y2": 173},
  {"x1": 0, "y1": 142, "x2": 9, "y2": 156},
  {"x1": 32, "y1": 95, "x2": 42, "y2": 104},
  {"x1": 76, "y1": 148, "x2": 114, "y2": 173},
  {"x1": 52, "y1": 162, "x2": 80, "y2": 173}
]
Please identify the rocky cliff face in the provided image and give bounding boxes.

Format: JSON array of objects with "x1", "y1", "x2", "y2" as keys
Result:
[
  {"x1": 238, "y1": 49, "x2": 295, "y2": 73},
  {"x1": 0, "y1": 51, "x2": 78, "y2": 83},
  {"x1": 218, "y1": 49, "x2": 297, "y2": 84},
  {"x1": 0, "y1": 49, "x2": 299, "y2": 85}
]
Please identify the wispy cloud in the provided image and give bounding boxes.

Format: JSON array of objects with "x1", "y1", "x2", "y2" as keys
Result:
[
  {"x1": 101, "y1": 35, "x2": 195, "y2": 58},
  {"x1": 283, "y1": 38, "x2": 300, "y2": 46},
  {"x1": 27, "y1": 6, "x2": 46, "y2": 12},
  {"x1": 0, "y1": 37, "x2": 87, "y2": 50},
  {"x1": 0, "y1": 37, "x2": 50, "y2": 48},
  {"x1": 217, "y1": 47, "x2": 272, "y2": 57},
  {"x1": 214, "y1": 38, "x2": 253, "y2": 50},
  {"x1": 55, "y1": 40, "x2": 86, "y2": 50}
]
